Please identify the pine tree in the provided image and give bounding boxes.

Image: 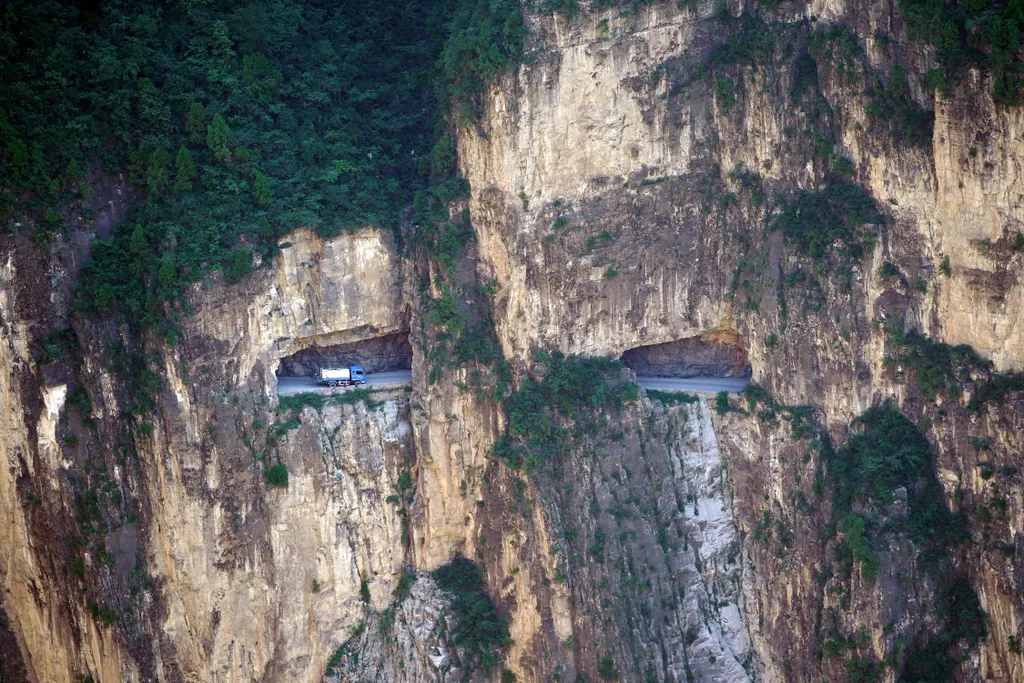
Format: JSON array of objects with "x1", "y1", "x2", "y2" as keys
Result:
[
  {"x1": 129, "y1": 224, "x2": 147, "y2": 255},
  {"x1": 158, "y1": 257, "x2": 175, "y2": 290},
  {"x1": 174, "y1": 146, "x2": 196, "y2": 192},
  {"x1": 206, "y1": 113, "x2": 231, "y2": 162},
  {"x1": 185, "y1": 102, "x2": 207, "y2": 145},
  {"x1": 145, "y1": 148, "x2": 171, "y2": 200},
  {"x1": 252, "y1": 170, "x2": 273, "y2": 206}
]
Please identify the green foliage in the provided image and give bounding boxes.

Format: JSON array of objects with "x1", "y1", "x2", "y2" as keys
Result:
[
  {"x1": 455, "y1": 320, "x2": 502, "y2": 366},
  {"x1": 438, "y1": 0, "x2": 527, "y2": 124},
  {"x1": 252, "y1": 170, "x2": 273, "y2": 207},
  {"x1": 426, "y1": 285, "x2": 467, "y2": 337},
  {"x1": 715, "y1": 391, "x2": 731, "y2": 415},
  {"x1": 845, "y1": 658, "x2": 883, "y2": 683},
  {"x1": 771, "y1": 181, "x2": 883, "y2": 260},
  {"x1": 878, "y1": 261, "x2": 903, "y2": 279},
  {"x1": 900, "y1": 0, "x2": 1024, "y2": 105},
  {"x1": 809, "y1": 25, "x2": 863, "y2": 86},
  {"x1": 790, "y1": 52, "x2": 820, "y2": 101},
  {"x1": 598, "y1": 652, "x2": 620, "y2": 680},
  {"x1": 173, "y1": 146, "x2": 196, "y2": 193},
  {"x1": 971, "y1": 370, "x2": 1024, "y2": 408},
  {"x1": 834, "y1": 405, "x2": 932, "y2": 504},
  {"x1": 865, "y1": 66, "x2": 934, "y2": 147},
  {"x1": 37, "y1": 328, "x2": 79, "y2": 365},
  {"x1": 3, "y1": 1, "x2": 518, "y2": 331},
  {"x1": 838, "y1": 514, "x2": 879, "y2": 583},
  {"x1": 496, "y1": 354, "x2": 636, "y2": 471},
  {"x1": 887, "y1": 328, "x2": 990, "y2": 400},
  {"x1": 433, "y1": 556, "x2": 511, "y2": 673},
  {"x1": 900, "y1": 575, "x2": 987, "y2": 682},
  {"x1": 205, "y1": 113, "x2": 232, "y2": 163},
  {"x1": 276, "y1": 387, "x2": 381, "y2": 415},
  {"x1": 828, "y1": 403, "x2": 962, "y2": 551},
  {"x1": 704, "y1": 19, "x2": 776, "y2": 72},
  {"x1": 645, "y1": 389, "x2": 699, "y2": 405},
  {"x1": 224, "y1": 250, "x2": 252, "y2": 283},
  {"x1": 714, "y1": 76, "x2": 738, "y2": 112},
  {"x1": 264, "y1": 462, "x2": 288, "y2": 488}
]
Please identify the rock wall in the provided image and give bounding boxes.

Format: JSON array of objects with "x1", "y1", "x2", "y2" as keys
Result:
[
  {"x1": 2, "y1": 0, "x2": 1024, "y2": 681},
  {"x1": 0, "y1": 245, "x2": 136, "y2": 683},
  {"x1": 457, "y1": 1, "x2": 1024, "y2": 680},
  {"x1": 0, "y1": 227, "x2": 420, "y2": 682}
]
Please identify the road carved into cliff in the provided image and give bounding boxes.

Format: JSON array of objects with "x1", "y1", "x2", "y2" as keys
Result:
[{"x1": 276, "y1": 372, "x2": 748, "y2": 395}]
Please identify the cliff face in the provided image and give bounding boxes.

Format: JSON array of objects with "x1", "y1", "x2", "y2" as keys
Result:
[
  {"x1": 458, "y1": 0, "x2": 1024, "y2": 680},
  {"x1": 2, "y1": 1, "x2": 1024, "y2": 682},
  {"x1": 0, "y1": 227, "x2": 418, "y2": 682}
]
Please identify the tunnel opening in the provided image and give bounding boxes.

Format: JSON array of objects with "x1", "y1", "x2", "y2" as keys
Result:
[
  {"x1": 275, "y1": 331, "x2": 412, "y2": 377},
  {"x1": 620, "y1": 332, "x2": 751, "y2": 379}
]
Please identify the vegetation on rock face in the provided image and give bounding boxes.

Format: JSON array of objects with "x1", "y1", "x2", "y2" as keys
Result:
[
  {"x1": 900, "y1": 0, "x2": 1024, "y2": 104},
  {"x1": 432, "y1": 556, "x2": 511, "y2": 673},
  {"x1": 645, "y1": 389, "x2": 699, "y2": 405},
  {"x1": 771, "y1": 181, "x2": 884, "y2": 260},
  {"x1": 826, "y1": 404, "x2": 987, "y2": 681},
  {"x1": 865, "y1": 66, "x2": 935, "y2": 147},
  {"x1": 493, "y1": 353, "x2": 638, "y2": 471},
  {"x1": 263, "y1": 462, "x2": 288, "y2": 488},
  {"x1": 273, "y1": 387, "x2": 383, "y2": 435},
  {"x1": 438, "y1": 0, "x2": 527, "y2": 124},
  {"x1": 1, "y1": 0, "x2": 527, "y2": 336},
  {"x1": 744, "y1": 380, "x2": 988, "y2": 681},
  {"x1": 829, "y1": 404, "x2": 962, "y2": 548},
  {"x1": 886, "y1": 327, "x2": 1024, "y2": 408}
]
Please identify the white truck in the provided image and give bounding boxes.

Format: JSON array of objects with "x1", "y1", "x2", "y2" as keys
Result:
[{"x1": 314, "y1": 366, "x2": 367, "y2": 387}]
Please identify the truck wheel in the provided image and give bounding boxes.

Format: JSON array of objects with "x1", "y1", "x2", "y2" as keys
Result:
[{"x1": 329, "y1": 381, "x2": 336, "y2": 388}]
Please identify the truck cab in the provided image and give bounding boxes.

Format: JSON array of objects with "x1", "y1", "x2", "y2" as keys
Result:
[{"x1": 350, "y1": 365, "x2": 366, "y2": 384}]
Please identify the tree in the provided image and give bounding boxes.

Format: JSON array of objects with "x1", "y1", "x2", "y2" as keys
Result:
[
  {"x1": 225, "y1": 249, "x2": 252, "y2": 282},
  {"x1": 252, "y1": 169, "x2": 273, "y2": 206},
  {"x1": 206, "y1": 113, "x2": 231, "y2": 162},
  {"x1": 158, "y1": 257, "x2": 175, "y2": 290},
  {"x1": 173, "y1": 146, "x2": 195, "y2": 192},
  {"x1": 129, "y1": 224, "x2": 147, "y2": 255},
  {"x1": 145, "y1": 148, "x2": 171, "y2": 200},
  {"x1": 185, "y1": 102, "x2": 207, "y2": 144}
]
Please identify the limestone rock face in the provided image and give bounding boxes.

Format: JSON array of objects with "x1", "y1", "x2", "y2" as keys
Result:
[
  {"x1": 327, "y1": 576, "x2": 460, "y2": 683},
  {"x1": 187, "y1": 226, "x2": 407, "y2": 390},
  {"x1": 455, "y1": 1, "x2": 1024, "y2": 680},
  {"x1": 138, "y1": 228, "x2": 414, "y2": 681},
  {"x1": 0, "y1": 250, "x2": 136, "y2": 683},
  {"x1": 2, "y1": 1, "x2": 1024, "y2": 682},
  {"x1": 0, "y1": 227, "x2": 418, "y2": 682}
]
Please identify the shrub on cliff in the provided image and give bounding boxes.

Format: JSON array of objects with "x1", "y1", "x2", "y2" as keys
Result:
[
  {"x1": 264, "y1": 462, "x2": 288, "y2": 488},
  {"x1": 772, "y1": 181, "x2": 883, "y2": 260},
  {"x1": 900, "y1": 0, "x2": 1024, "y2": 105},
  {"x1": 439, "y1": 0, "x2": 527, "y2": 124},
  {"x1": 497, "y1": 353, "x2": 637, "y2": 471},
  {"x1": 433, "y1": 556, "x2": 511, "y2": 673}
]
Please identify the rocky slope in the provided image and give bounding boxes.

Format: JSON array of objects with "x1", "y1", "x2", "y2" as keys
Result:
[{"x1": 1, "y1": 0, "x2": 1023, "y2": 682}]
